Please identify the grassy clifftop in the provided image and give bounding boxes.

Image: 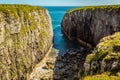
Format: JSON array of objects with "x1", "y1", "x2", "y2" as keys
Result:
[
  {"x1": 0, "y1": 4, "x2": 45, "y2": 19},
  {"x1": 67, "y1": 5, "x2": 120, "y2": 13},
  {"x1": 82, "y1": 32, "x2": 120, "y2": 80}
]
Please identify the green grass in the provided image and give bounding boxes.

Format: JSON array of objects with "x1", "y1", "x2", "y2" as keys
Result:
[
  {"x1": 67, "y1": 5, "x2": 120, "y2": 13},
  {"x1": 0, "y1": 4, "x2": 51, "y2": 80},
  {"x1": 0, "y1": 4, "x2": 45, "y2": 19},
  {"x1": 83, "y1": 72, "x2": 120, "y2": 80}
]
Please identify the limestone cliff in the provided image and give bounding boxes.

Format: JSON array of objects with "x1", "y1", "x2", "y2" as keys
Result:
[
  {"x1": 62, "y1": 5, "x2": 120, "y2": 47},
  {"x1": 0, "y1": 5, "x2": 53, "y2": 80},
  {"x1": 80, "y1": 32, "x2": 120, "y2": 80}
]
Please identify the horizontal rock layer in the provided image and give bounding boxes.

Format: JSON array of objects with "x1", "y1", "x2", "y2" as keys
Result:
[
  {"x1": 0, "y1": 5, "x2": 53, "y2": 80},
  {"x1": 62, "y1": 5, "x2": 120, "y2": 47}
]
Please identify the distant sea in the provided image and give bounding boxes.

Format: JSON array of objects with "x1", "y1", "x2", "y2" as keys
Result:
[{"x1": 44, "y1": 6, "x2": 82, "y2": 55}]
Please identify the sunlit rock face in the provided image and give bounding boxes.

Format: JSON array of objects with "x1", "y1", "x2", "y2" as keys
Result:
[
  {"x1": 82, "y1": 32, "x2": 120, "y2": 79},
  {"x1": 0, "y1": 5, "x2": 53, "y2": 80},
  {"x1": 61, "y1": 5, "x2": 120, "y2": 47}
]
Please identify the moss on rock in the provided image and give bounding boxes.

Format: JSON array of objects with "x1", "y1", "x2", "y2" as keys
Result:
[
  {"x1": 0, "y1": 4, "x2": 45, "y2": 19},
  {"x1": 83, "y1": 72, "x2": 120, "y2": 80},
  {"x1": 86, "y1": 32, "x2": 120, "y2": 63},
  {"x1": 0, "y1": 4, "x2": 53, "y2": 80}
]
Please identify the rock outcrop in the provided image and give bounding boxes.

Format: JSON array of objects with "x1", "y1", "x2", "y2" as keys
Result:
[
  {"x1": 62, "y1": 5, "x2": 120, "y2": 47},
  {"x1": 0, "y1": 5, "x2": 53, "y2": 80},
  {"x1": 81, "y1": 32, "x2": 120, "y2": 80}
]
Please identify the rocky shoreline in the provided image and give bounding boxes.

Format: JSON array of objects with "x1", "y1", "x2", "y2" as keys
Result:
[
  {"x1": 60, "y1": 5, "x2": 120, "y2": 80},
  {"x1": 53, "y1": 32, "x2": 120, "y2": 80},
  {"x1": 54, "y1": 48, "x2": 92, "y2": 80},
  {"x1": 1, "y1": 5, "x2": 120, "y2": 80},
  {"x1": 29, "y1": 47, "x2": 92, "y2": 80}
]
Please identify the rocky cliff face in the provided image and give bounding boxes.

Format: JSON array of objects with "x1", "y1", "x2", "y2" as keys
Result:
[
  {"x1": 82, "y1": 32, "x2": 120, "y2": 80},
  {"x1": 0, "y1": 5, "x2": 53, "y2": 80},
  {"x1": 62, "y1": 5, "x2": 120, "y2": 47}
]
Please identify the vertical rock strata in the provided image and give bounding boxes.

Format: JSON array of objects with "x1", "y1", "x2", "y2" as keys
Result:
[
  {"x1": 82, "y1": 32, "x2": 120, "y2": 80},
  {"x1": 0, "y1": 5, "x2": 53, "y2": 80},
  {"x1": 62, "y1": 5, "x2": 120, "y2": 47}
]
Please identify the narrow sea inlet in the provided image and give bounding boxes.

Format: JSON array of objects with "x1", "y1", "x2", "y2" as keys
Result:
[
  {"x1": 0, "y1": 4, "x2": 120, "y2": 80},
  {"x1": 44, "y1": 6, "x2": 82, "y2": 55}
]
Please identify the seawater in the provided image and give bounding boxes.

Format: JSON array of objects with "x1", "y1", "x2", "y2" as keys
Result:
[{"x1": 44, "y1": 6, "x2": 82, "y2": 55}]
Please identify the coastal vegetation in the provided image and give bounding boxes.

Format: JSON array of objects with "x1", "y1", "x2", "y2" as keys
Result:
[
  {"x1": 84, "y1": 72, "x2": 120, "y2": 80},
  {"x1": 86, "y1": 32, "x2": 120, "y2": 63},
  {"x1": 0, "y1": 4, "x2": 45, "y2": 19},
  {"x1": 67, "y1": 5, "x2": 120, "y2": 13},
  {"x1": 81, "y1": 32, "x2": 120, "y2": 80}
]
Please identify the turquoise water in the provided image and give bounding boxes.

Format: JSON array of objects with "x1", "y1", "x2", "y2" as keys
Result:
[{"x1": 44, "y1": 6, "x2": 82, "y2": 55}]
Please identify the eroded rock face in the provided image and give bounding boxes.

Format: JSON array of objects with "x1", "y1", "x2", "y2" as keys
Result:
[
  {"x1": 0, "y1": 5, "x2": 53, "y2": 80},
  {"x1": 62, "y1": 5, "x2": 120, "y2": 47},
  {"x1": 81, "y1": 32, "x2": 120, "y2": 79}
]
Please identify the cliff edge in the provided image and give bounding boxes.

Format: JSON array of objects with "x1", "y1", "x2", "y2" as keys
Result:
[
  {"x1": 62, "y1": 5, "x2": 120, "y2": 47},
  {"x1": 0, "y1": 5, "x2": 53, "y2": 80},
  {"x1": 81, "y1": 32, "x2": 120, "y2": 80}
]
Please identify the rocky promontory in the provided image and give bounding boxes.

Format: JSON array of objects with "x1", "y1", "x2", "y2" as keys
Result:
[
  {"x1": 81, "y1": 32, "x2": 120, "y2": 80},
  {"x1": 0, "y1": 5, "x2": 53, "y2": 80},
  {"x1": 62, "y1": 5, "x2": 120, "y2": 47}
]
